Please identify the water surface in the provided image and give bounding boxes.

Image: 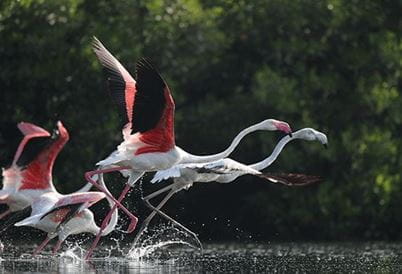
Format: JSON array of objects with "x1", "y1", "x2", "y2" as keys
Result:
[{"x1": 0, "y1": 242, "x2": 401, "y2": 273}]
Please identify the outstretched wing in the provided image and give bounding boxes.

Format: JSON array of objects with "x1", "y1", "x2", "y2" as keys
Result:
[
  {"x1": 18, "y1": 121, "x2": 69, "y2": 191},
  {"x1": 92, "y1": 37, "x2": 136, "y2": 133},
  {"x1": 151, "y1": 166, "x2": 182, "y2": 183},
  {"x1": 151, "y1": 159, "x2": 261, "y2": 184},
  {"x1": 131, "y1": 58, "x2": 171, "y2": 134},
  {"x1": 197, "y1": 159, "x2": 261, "y2": 175},
  {"x1": 38, "y1": 192, "x2": 105, "y2": 229},
  {"x1": 13, "y1": 122, "x2": 51, "y2": 167},
  {"x1": 2, "y1": 122, "x2": 51, "y2": 190},
  {"x1": 92, "y1": 38, "x2": 175, "y2": 150},
  {"x1": 258, "y1": 173, "x2": 322, "y2": 186}
]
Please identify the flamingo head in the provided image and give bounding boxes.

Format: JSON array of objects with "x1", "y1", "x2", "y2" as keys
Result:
[
  {"x1": 294, "y1": 128, "x2": 328, "y2": 148},
  {"x1": 260, "y1": 119, "x2": 292, "y2": 136},
  {"x1": 54, "y1": 121, "x2": 69, "y2": 141}
]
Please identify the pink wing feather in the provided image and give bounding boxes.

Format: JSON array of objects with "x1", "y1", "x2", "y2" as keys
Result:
[
  {"x1": 92, "y1": 37, "x2": 136, "y2": 137},
  {"x1": 12, "y1": 122, "x2": 51, "y2": 166}
]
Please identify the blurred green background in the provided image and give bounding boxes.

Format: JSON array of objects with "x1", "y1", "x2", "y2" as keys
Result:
[{"x1": 0, "y1": 0, "x2": 401, "y2": 242}]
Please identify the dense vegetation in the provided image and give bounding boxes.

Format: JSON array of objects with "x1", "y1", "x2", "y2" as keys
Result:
[{"x1": 0, "y1": 0, "x2": 401, "y2": 242}]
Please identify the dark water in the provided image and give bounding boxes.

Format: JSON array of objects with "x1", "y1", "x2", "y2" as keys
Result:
[{"x1": 0, "y1": 241, "x2": 401, "y2": 273}]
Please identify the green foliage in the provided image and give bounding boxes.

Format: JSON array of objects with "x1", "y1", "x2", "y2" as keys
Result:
[{"x1": 0, "y1": 0, "x2": 401, "y2": 241}]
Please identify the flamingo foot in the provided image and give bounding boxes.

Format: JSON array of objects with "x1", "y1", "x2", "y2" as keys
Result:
[{"x1": 125, "y1": 215, "x2": 138, "y2": 233}]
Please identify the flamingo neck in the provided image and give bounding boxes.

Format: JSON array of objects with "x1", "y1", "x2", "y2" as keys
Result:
[
  {"x1": 136, "y1": 89, "x2": 175, "y2": 155},
  {"x1": 249, "y1": 131, "x2": 305, "y2": 171},
  {"x1": 179, "y1": 122, "x2": 264, "y2": 164}
]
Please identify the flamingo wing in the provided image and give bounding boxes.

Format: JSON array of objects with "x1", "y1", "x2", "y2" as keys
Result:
[
  {"x1": 187, "y1": 159, "x2": 260, "y2": 175},
  {"x1": 151, "y1": 166, "x2": 182, "y2": 183},
  {"x1": 131, "y1": 58, "x2": 172, "y2": 134},
  {"x1": 14, "y1": 195, "x2": 57, "y2": 226},
  {"x1": 92, "y1": 38, "x2": 175, "y2": 149},
  {"x1": 38, "y1": 192, "x2": 105, "y2": 230},
  {"x1": 92, "y1": 37, "x2": 136, "y2": 132},
  {"x1": 258, "y1": 173, "x2": 322, "y2": 186},
  {"x1": 18, "y1": 121, "x2": 69, "y2": 191},
  {"x1": 13, "y1": 122, "x2": 51, "y2": 166}
]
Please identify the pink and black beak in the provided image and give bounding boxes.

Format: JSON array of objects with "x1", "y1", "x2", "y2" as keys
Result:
[{"x1": 274, "y1": 121, "x2": 293, "y2": 137}]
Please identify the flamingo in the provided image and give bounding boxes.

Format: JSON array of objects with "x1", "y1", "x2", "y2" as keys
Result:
[
  {"x1": 0, "y1": 121, "x2": 91, "y2": 223},
  {"x1": 15, "y1": 173, "x2": 118, "y2": 255},
  {"x1": 133, "y1": 128, "x2": 328, "y2": 244},
  {"x1": 84, "y1": 37, "x2": 293, "y2": 258}
]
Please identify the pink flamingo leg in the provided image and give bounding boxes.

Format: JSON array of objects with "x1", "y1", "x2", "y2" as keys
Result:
[
  {"x1": 33, "y1": 236, "x2": 51, "y2": 256},
  {"x1": 53, "y1": 239, "x2": 63, "y2": 254},
  {"x1": 85, "y1": 167, "x2": 138, "y2": 229},
  {"x1": 0, "y1": 209, "x2": 11, "y2": 220},
  {"x1": 84, "y1": 184, "x2": 132, "y2": 260}
]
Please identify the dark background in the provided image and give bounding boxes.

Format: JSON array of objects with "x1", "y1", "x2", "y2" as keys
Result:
[{"x1": 0, "y1": 0, "x2": 401, "y2": 244}]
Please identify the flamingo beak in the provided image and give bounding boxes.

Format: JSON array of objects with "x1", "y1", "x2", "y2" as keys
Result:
[
  {"x1": 274, "y1": 121, "x2": 292, "y2": 137},
  {"x1": 323, "y1": 143, "x2": 328, "y2": 149}
]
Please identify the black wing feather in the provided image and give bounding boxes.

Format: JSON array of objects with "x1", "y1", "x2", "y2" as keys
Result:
[
  {"x1": 16, "y1": 133, "x2": 57, "y2": 168},
  {"x1": 258, "y1": 173, "x2": 322, "y2": 186},
  {"x1": 92, "y1": 37, "x2": 129, "y2": 127},
  {"x1": 132, "y1": 58, "x2": 167, "y2": 133}
]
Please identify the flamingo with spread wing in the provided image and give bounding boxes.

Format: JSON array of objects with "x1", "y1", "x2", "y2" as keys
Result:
[
  {"x1": 15, "y1": 173, "x2": 118, "y2": 255},
  {"x1": 0, "y1": 121, "x2": 91, "y2": 222},
  {"x1": 84, "y1": 37, "x2": 293, "y2": 258},
  {"x1": 133, "y1": 128, "x2": 328, "y2": 245}
]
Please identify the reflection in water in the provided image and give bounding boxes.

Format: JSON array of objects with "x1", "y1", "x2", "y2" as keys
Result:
[{"x1": 0, "y1": 242, "x2": 401, "y2": 273}]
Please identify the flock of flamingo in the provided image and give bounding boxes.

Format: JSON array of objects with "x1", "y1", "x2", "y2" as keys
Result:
[{"x1": 0, "y1": 37, "x2": 328, "y2": 259}]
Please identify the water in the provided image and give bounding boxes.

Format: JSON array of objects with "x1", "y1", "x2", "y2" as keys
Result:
[{"x1": 0, "y1": 241, "x2": 401, "y2": 273}]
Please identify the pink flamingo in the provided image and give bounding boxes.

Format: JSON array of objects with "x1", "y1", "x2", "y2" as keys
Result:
[
  {"x1": 15, "y1": 173, "x2": 118, "y2": 256},
  {"x1": 84, "y1": 37, "x2": 292, "y2": 259},
  {"x1": 134, "y1": 128, "x2": 327, "y2": 245},
  {"x1": 0, "y1": 121, "x2": 91, "y2": 222}
]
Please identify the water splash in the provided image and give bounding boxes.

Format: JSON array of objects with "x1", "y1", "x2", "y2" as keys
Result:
[
  {"x1": 127, "y1": 222, "x2": 203, "y2": 260},
  {"x1": 59, "y1": 246, "x2": 84, "y2": 262},
  {"x1": 127, "y1": 240, "x2": 195, "y2": 260},
  {"x1": 0, "y1": 240, "x2": 3, "y2": 262}
]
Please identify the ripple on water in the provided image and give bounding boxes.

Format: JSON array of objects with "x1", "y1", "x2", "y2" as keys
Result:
[{"x1": 0, "y1": 242, "x2": 402, "y2": 273}]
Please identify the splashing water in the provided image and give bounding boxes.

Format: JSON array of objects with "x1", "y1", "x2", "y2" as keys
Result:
[
  {"x1": 59, "y1": 246, "x2": 84, "y2": 262},
  {"x1": 125, "y1": 219, "x2": 204, "y2": 260},
  {"x1": 127, "y1": 240, "x2": 195, "y2": 260},
  {"x1": 2, "y1": 242, "x2": 402, "y2": 273},
  {"x1": 0, "y1": 240, "x2": 3, "y2": 262}
]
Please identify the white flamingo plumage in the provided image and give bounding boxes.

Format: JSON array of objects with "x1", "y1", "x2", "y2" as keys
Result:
[
  {"x1": 0, "y1": 121, "x2": 91, "y2": 221},
  {"x1": 15, "y1": 173, "x2": 118, "y2": 255},
  {"x1": 134, "y1": 128, "x2": 328, "y2": 244},
  {"x1": 84, "y1": 37, "x2": 293, "y2": 258},
  {"x1": 0, "y1": 121, "x2": 116, "y2": 255}
]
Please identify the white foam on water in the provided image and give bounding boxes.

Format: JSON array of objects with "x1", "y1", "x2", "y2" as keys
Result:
[
  {"x1": 127, "y1": 240, "x2": 196, "y2": 260},
  {"x1": 59, "y1": 246, "x2": 84, "y2": 262}
]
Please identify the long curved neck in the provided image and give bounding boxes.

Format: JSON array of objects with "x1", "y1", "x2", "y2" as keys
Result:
[
  {"x1": 249, "y1": 132, "x2": 303, "y2": 171},
  {"x1": 96, "y1": 173, "x2": 118, "y2": 236},
  {"x1": 180, "y1": 122, "x2": 265, "y2": 164}
]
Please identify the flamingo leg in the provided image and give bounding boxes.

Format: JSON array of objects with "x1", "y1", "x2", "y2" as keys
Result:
[
  {"x1": 133, "y1": 188, "x2": 175, "y2": 245},
  {"x1": 143, "y1": 194, "x2": 202, "y2": 249},
  {"x1": 85, "y1": 167, "x2": 138, "y2": 227},
  {"x1": 0, "y1": 209, "x2": 11, "y2": 220},
  {"x1": 84, "y1": 184, "x2": 133, "y2": 260},
  {"x1": 52, "y1": 239, "x2": 63, "y2": 255},
  {"x1": 143, "y1": 182, "x2": 179, "y2": 201},
  {"x1": 33, "y1": 236, "x2": 51, "y2": 256}
]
